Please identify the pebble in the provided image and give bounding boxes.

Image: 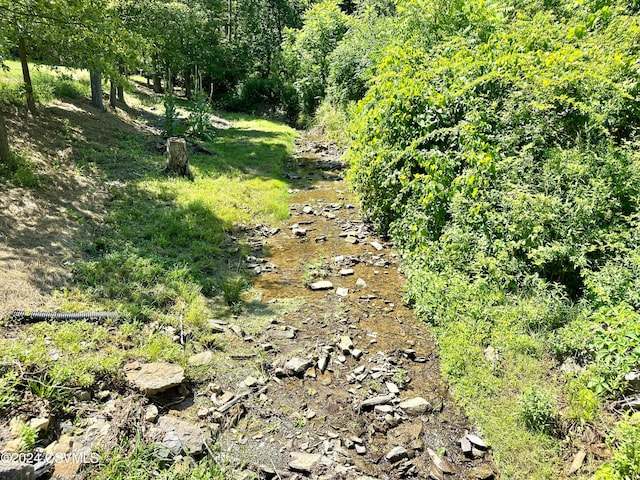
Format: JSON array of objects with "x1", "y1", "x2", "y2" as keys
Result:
[
  {"x1": 336, "y1": 287, "x2": 349, "y2": 297},
  {"x1": 339, "y1": 268, "x2": 354, "y2": 276},
  {"x1": 355, "y1": 278, "x2": 367, "y2": 289}
]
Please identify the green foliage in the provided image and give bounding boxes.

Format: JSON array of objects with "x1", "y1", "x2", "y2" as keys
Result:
[
  {"x1": 185, "y1": 91, "x2": 214, "y2": 140},
  {"x1": 595, "y1": 413, "x2": 640, "y2": 480},
  {"x1": 89, "y1": 434, "x2": 227, "y2": 479},
  {"x1": 0, "y1": 371, "x2": 19, "y2": 413},
  {"x1": 220, "y1": 274, "x2": 246, "y2": 305},
  {"x1": 519, "y1": 387, "x2": 557, "y2": 435},
  {"x1": 19, "y1": 424, "x2": 38, "y2": 453},
  {"x1": 555, "y1": 305, "x2": 640, "y2": 396},
  {"x1": 342, "y1": 0, "x2": 640, "y2": 477},
  {"x1": 229, "y1": 77, "x2": 301, "y2": 123},
  {"x1": 0, "y1": 149, "x2": 39, "y2": 188},
  {"x1": 282, "y1": 0, "x2": 349, "y2": 115},
  {"x1": 302, "y1": 258, "x2": 329, "y2": 286},
  {"x1": 566, "y1": 379, "x2": 600, "y2": 423}
]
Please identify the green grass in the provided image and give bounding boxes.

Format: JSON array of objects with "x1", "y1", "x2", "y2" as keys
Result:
[
  {"x1": 0, "y1": 60, "x2": 90, "y2": 105},
  {"x1": 88, "y1": 435, "x2": 228, "y2": 480},
  {"x1": 0, "y1": 66, "x2": 296, "y2": 431}
]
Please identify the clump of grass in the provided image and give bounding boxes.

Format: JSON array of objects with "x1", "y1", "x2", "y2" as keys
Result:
[
  {"x1": 221, "y1": 274, "x2": 245, "y2": 305},
  {"x1": 89, "y1": 434, "x2": 228, "y2": 479},
  {"x1": 0, "y1": 150, "x2": 39, "y2": 187},
  {"x1": 519, "y1": 387, "x2": 558, "y2": 435},
  {"x1": 18, "y1": 423, "x2": 38, "y2": 453},
  {"x1": 302, "y1": 258, "x2": 329, "y2": 286}
]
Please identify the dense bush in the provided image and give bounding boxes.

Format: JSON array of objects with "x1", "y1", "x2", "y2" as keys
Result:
[{"x1": 344, "y1": 1, "x2": 640, "y2": 476}]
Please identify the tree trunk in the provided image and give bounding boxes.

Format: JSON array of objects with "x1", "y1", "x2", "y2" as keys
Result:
[
  {"x1": 184, "y1": 72, "x2": 191, "y2": 99},
  {"x1": 164, "y1": 137, "x2": 191, "y2": 177},
  {"x1": 0, "y1": 107, "x2": 10, "y2": 163},
  {"x1": 117, "y1": 66, "x2": 126, "y2": 104},
  {"x1": 90, "y1": 70, "x2": 105, "y2": 111},
  {"x1": 18, "y1": 37, "x2": 37, "y2": 115},
  {"x1": 153, "y1": 74, "x2": 162, "y2": 93},
  {"x1": 109, "y1": 79, "x2": 117, "y2": 109}
]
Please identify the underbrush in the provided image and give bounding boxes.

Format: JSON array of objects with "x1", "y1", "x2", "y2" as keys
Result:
[{"x1": 345, "y1": 2, "x2": 640, "y2": 478}]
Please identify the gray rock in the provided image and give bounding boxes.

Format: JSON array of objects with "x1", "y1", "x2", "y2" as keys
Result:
[
  {"x1": 0, "y1": 462, "x2": 34, "y2": 480},
  {"x1": 625, "y1": 370, "x2": 640, "y2": 392},
  {"x1": 374, "y1": 405, "x2": 394, "y2": 414},
  {"x1": 144, "y1": 405, "x2": 158, "y2": 423},
  {"x1": 188, "y1": 351, "x2": 215, "y2": 366},
  {"x1": 484, "y1": 346, "x2": 499, "y2": 366},
  {"x1": 385, "y1": 446, "x2": 408, "y2": 463},
  {"x1": 292, "y1": 228, "x2": 307, "y2": 237},
  {"x1": 317, "y1": 355, "x2": 329, "y2": 373},
  {"x1": 386, "y1": 382, "x2": 400, "y2": 394},
  {"x1": 460, "y1": 436, "x2": 472, "y2": 455},
  {"x1": 466, "y1": 433, "x2": 488, "y2": 450},
  {"x1": 470, "y1": 465, "x2": 495, "y2": 479},
  {"x1": 289, "y1": 452, "x2": 322, "y2": 473},
  {"x1": 284, "y1": 357, "x2": 313, "y2": 375},
  {"x1": 302, "y1": 206, "x2": 313, "y2": 214},
  {"x1": 427, "y1": 448, "x2": 457, "y2": 475},
  {"x1": 125, "y1": 363, "x2": 185, "y2": 396},
  {"x1": 350, "y1": 348, "x2": 363, "y2": 360},
  {"x1": 28, "y1": 417, "x2": 50, "y2": 432},
  {"x1": 268, "y1": 328, "x2": 296, "y2": 339},
  {"x1": 360, "y1": 394, "x2": 395, "y2": 409},
  {"x1": 345, "y1": 236, "x2": 358, "y2": 244},
  {"x1": 339, "y1": 268, "x2": 354, "y2": 276},
  {"x1": 370, "y1": 241, "x2": 384, "y2": 251},
  {"x1": 398, "y1": 397, "x2": 432, "y2": 415},
  {"x1": 355, "y1": 278, "x2": 367, "y2": 289},
  {"x1": 241, "y1": 376, "x2": 258, "y2": 388},
  {"x1": 355, "y1": 444, "x2": 366, "y2": 455},
  {"x1": 309, "y1": 280, "x2": 333, "y2": 291},
  {"x1": 97, "y1": 390, "x2": 111, "y2": 401},
  {"x1": 339, "y1": 336, "x2": 354, "y2": 353},
  {"x1": 336, "y1": 287, "x2": 349, "y2": 297},
  {"x1": 76, "y1": 390, "x2": 91, "y2": 401},
  {"x1": 162, "y1": 430, "x2": 182, "y2": 456},
  {"x1": 388, "y1": 421, "x2": 423, "y2": 445},
  {"x1": 157, "y1": 416, "x2": 210, "y2": 456}
]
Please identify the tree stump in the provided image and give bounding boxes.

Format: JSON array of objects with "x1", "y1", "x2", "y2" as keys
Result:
[{"x1": 164, "y1": 137, "x2": 191, "y2": 177}]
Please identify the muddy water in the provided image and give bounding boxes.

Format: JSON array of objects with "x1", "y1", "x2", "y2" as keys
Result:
[{"x1": 215, "y1": 138, "x2": 496, "y2": 479}]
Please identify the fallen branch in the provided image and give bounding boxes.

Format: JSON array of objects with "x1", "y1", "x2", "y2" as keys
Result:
[{"x1": 10, "y1": 310, "x2": 118, "y2": 323}]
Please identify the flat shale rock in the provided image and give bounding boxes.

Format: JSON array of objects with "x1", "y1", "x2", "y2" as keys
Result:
[
  {"x1": 398, "y1": 397, "x2": 432, "y2": 416},
  {"x1": 125, "y1": 362, "x2": 185, "y2": 395},
  {"x1": 188, "y1": 351, "x2": 215, "y2": 366},
  {"x1": 157, "y1": 416, "x2": 210, "y2": 456},
  {"x1": 309, "y1": 280, "x2": 334, "y2": 291},
  {"x1": 289, "y1": 452, "x2": 322, "y2": 473}
]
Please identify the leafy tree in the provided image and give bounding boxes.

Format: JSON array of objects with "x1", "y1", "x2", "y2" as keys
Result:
[{"x1": 282, "y1": 0, "x2": 348, "y2": 115}]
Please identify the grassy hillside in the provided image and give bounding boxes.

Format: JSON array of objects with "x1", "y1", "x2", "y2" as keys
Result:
[{"x1": 0, "y1": 64, "x2": 296, "y2": 478}]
